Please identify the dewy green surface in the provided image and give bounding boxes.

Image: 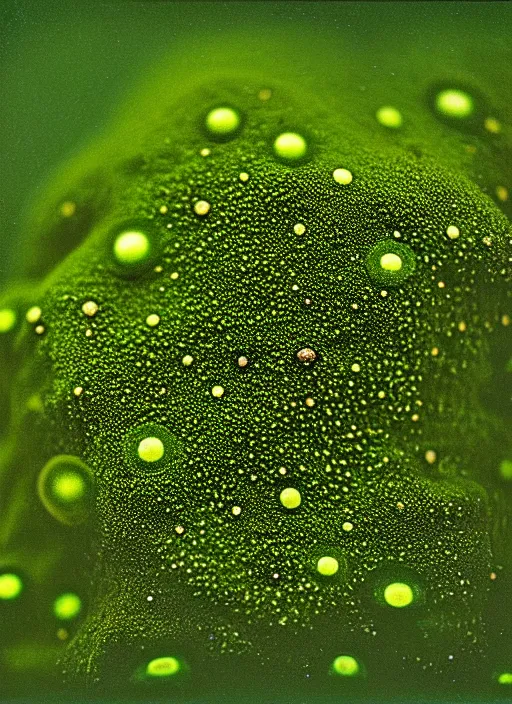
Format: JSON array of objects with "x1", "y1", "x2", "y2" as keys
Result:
[{"x1": 0, "y1": 2, "x2": 511, "y2": 701}]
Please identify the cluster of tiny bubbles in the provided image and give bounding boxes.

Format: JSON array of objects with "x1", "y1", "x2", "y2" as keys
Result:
[
  {"x1": 123, "y1": 422, "x2": 182, "y2": 473},
  {"x1": 53, "y1": 592, "x2": 82, "y2": 621},
  {"x1": 204, "y1": 106, "x2": 241, "y2": 140},
  {"x1": 0, "y1": 308, "x2": 17, "y2": 334},
  {"x1": 498, "y1": 673, "x2": 512, "y2": 685},
  {"x1": 330, "y1": 655, "x2": 361, "y2": 677},
  {"x1": 365, "y1": 239, "x2": 416, "y2": 287},
  {"x1": 110, "y1": 220, "x2": 160, "y2": 276},
  {"x1": 375, "y1": 105, "x2": 403, "y2": 128},
  {"x1": 37, "y1": 455, "x2": 95, "y2": 526},
  {"x1": 0, "y1": 572, "x2": 23, "y2": 600}
]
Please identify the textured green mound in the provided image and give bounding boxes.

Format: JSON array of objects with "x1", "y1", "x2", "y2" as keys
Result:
[{"x1": 0, "y1": 72, "x2": 511, "y2": 697}]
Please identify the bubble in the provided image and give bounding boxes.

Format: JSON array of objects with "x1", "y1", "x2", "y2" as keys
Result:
[
  {"x1": 54, "y1": 473, "x2": 86, "y2": 501},
  {"x1": 484, "y1": 117, "x2": 501, "y2": 134},
  {"x1": 81, "y1": 301, "x2": 98, "y2": 317},
  {"x1": 113, "y1": 230, "x2": 151, "y2": 265},
  {"x1": 138, "y1": 437, "x2": 165, "y2": 463},
  {"x1": 53, "y1": 592, "x2": 82, "y2": 620},
  {"x1": 60, "y1": 201, "x2": 76, "y2": 217},
  {"x1": 332, "y1": 654, "x2": 360, "y2": 676},
  {"x1": 37, "y1": 455, "x2": 95, "y2": 526},
  {"x1": 124, "y1": 423, "x2": 181, "y2": 474},
  {"x1": 212, "y1": 385, "x2": 225, "y2": 398},
  {"x1": 280, "y1": 487, "x2": 301, "y2": 509},
  {"x1": 294, "y1": 223, "x2": 306, "y2": 235},
  {"x1": 376, "y1": 106, "x2": 403, "y2": 128},
  {"x1": 496, "y1": 186, "x2": 509, "y2": 202},
  {"x1": 317, "y1": 556, "x2": 339, "y2": 576},
  {"x1": 0, "y1": 308, "x2": 16, "y2": 334},
  {"x1": 273, "y1": 132, "x2": 308, "y2": 162},
  {"x1": 0, "y1": 573, "x2": 23, "y2": 600},
  {"x1": 146, "y1": 314, "x2": 160, "y2": 327},
  {"x1": 499, "y1": 459, "x2": 512, "y2": 481},
  {"x1": 380, "y1": 252, "x2": 402, "y2": 271},
  {"x1": 498, "y1": 672, "x2": 512, "y2": 685},
  {"x1": 446, "y1": 225, "x2": 460, "y2": 240},
  {"x1": 205, "y1": 107, "x2": 241, "y2": 137},
  {"x1": 182, "y1": 355, "x2": 194, "y2": 366},
  {"x1": 366, "y1": 240, "x2": 416, "y2": 286},
  {"x1": 435, "y1": 89, "x2": 474, "y2": 119},
  {"x1": 332, "y1": 168, "x2": 353, "y2": 185},
  {"x1": 342, "y1": 521, "x2": 353, "y2": 532},
  {"x1": 25, "y1": 306, "x2": 42, "y2": 324},
  {"x1": 194, "y1": 200, "x2": 211, "y2": 216},
  {"x1": 383, "y1": 581, "x2": 414, "y2": 608},
  {"x1": 145, "y1": 656, "x2": 181, "y2": 677}
]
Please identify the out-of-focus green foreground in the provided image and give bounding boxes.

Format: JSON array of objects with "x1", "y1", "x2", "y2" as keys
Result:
[{"x1": 0, "y1": 11, "x2": 511, "y2": 701}]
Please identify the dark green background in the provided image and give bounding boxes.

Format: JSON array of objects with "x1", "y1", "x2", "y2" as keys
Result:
[{"x1": 0, "y1": 2, "x2": 511, "y2": 703}]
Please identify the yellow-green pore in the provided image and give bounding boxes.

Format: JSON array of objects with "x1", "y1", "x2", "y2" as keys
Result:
[{"x1": 1, "y1": 74, "x2": 511, "y2": 688}]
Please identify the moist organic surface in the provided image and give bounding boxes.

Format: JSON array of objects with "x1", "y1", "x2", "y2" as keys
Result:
[{"x1": 1, "y1": 40, "x2": 511, "y2": 700}]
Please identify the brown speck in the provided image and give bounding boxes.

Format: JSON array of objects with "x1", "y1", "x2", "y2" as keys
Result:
[{"x1": 297, "y1": 347, "x2": 317, "y2": 363}]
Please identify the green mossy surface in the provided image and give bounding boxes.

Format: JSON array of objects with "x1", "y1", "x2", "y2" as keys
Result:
[{"x1": 1, "y1": 26, "x2": 511, "y2": 700}]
